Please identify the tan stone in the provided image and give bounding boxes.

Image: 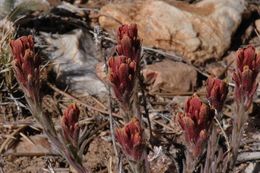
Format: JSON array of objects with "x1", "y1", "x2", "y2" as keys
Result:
[
  {"x1": 99, "y1": 0, "x2": 245, "y2": 65},
  {"x1": 255, "y1": 19, "x2": 260, "y2": 33},
  {"x1": 8, "y1": 135, "x2": 53, "y2": 155},
  {"x1": 142, "y1": 59, "x2": 197, "y2": 93}
]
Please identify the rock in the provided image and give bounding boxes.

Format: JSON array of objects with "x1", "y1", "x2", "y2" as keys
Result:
[
  {"x1": 42, "y1": 29, "x2": 107, "y2": 97},
  {"x1": 4, "y1": 1, "x2": 108, "y2": 98},
  {"x1": 255, "y1": 19, "x2": 260, "y2": 33},
  {"x1": 244, "y1": 163, "x2": 257, "y2": 173},
  {"x1": 99, "y1": 0, "x2": 245, "y2": 65},
  {"x1": 0, "y1": 0, "x2": 50, "y2": 19},
  {"x1": 7, "y1": 135, "x2": 53, "y2": 155},
  {"x1": 142, "y1": 59, "x2": 197, "y2": 93},
  {"x1": 205, "y1": 62, "x2": 225, "y2": 77}
]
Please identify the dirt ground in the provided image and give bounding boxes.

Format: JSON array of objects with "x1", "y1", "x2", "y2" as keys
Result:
[{"x1": 0, "y1": 0, "x2": 260, "y2": 173}]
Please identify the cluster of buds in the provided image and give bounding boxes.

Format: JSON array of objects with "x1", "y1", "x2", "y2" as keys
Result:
[
  {"x1": 178, "y1": 96, "x2": 215, "y2": 156},
  {"x1": 108, "y1": 24, "x2": 141, "y2": 106},
  {"x1": 206, "y1": 77, "x2": 229, "y2": 112},
  {"x1": 10, "y1": 36, "x2": 88, "y2": 173},
  {"x1": 108, "y1": 55, "x2": 136, "y2": 104},
  {"x1": 232, "y1": 46, "x2": 260, "y2": 110},
  {"x1": 115, "y1": 117, "x2": 144, "y2": 161},
  {"x1": 116, "y1": 24, "x2": 141, "y2": 63},
  {"x1": 10, "y1": 35, "x2": 40, "y2": 105},
  {"x1": 61, "y1": 104, "x2": 80, "y2": 149}
]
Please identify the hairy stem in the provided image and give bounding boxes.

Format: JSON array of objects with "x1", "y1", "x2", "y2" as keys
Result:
[
  {"x1": 184, "y1": 151, "x2": 196, "y2": 173},
  {"x1": 229, "y1": 103, "x2": 247, "y2": 170}
]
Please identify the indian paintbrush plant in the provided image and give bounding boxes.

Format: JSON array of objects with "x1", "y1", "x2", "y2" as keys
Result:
[
  {"x1": 116, "y1": 24, "x2": 141, "y2": 63},
  {"x1": 108, "y1": 55, "x2": 137, "y2": 121},
  {"x1": 232, "y1": 46, "x2": 260, "y2": 110},
  {"x1": 10, "y1": 35, "x2": 89, "y2": 173},
  {"x1": 115, "y1": 117, "x2": 149, "y2": 173},
  {"x1": 177, "y1": 45, "x2": 260, "y2": 172},
  {"x1": 0, "y1": 0, "x2": 47, "y2": 92},
  {"x1": 10, "y1": 35, "x2": 48, "y2": 130},
  {"x1": 206, "y1": 77, "x2": 229, "y2": 113},
  {"x1": 115, "y1": 117, "x2": 143, "y2": 161},
  {"x1": 229, "y1": 45, "x2": 260, "y2": 170},
  {"x1": 203, "y1": 77, "x2": 229, "y2": 173},
  {"x1": 61, "y1": 103, "x2": 80, "y2": 153},
  {"x1": 10, "y1": 35, "x2": 41, "y2": 109},
  {"x1": 201, "y1": 46, "x2": 260, "y2": 172},
  {"x1": 177, "y1": 95, "x2": 215, "y2": 173},
  {"x1": 108, "y1": 24, "x2": 141, "y2": 122},
  {"x1": 107, "y1": 24, "x2": 149, "y2": 173},
  {"x1": 8, "y1": 23, "x2": 259, "y2": 173}
]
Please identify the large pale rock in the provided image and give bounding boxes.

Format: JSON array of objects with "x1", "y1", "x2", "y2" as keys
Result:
[
  {"x1": 99, "y1": 0, "x2": 245, "y2": 64},
  {"x1": 43, "y1": 29, "x2": 107, "y2": 97},
  {"x1": 142, "y1": 59, "x2": 197, "y2": 93},
  {"x1": 255, "y1": 19, "x2": 260, "y2": 33}
]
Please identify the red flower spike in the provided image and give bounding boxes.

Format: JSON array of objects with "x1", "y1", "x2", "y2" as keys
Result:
[
  {"x1": 115, "y1": 117, "x2": 144, "y2": 161},
  {"x1": 10, "y1": 35, "x2": 40, "y2": 104},
  {"x1": 206, "y1": 77, "x2": 228, "y2": 111},
  {"x1": 61, "y1": 104, "x2": 80, "y2": 148},
  {"x1": 178, "y1": 96, "x2": 215, "y2": 156},
  {"x1": 232, "y1": 45, "x2": 260, "y2": 110},
  {"x1": 116, "y1": 24, "x2": 141, "y2": 63},
  {"x1": 108, "y1": 55, "x2": 136, "y2": 104}
]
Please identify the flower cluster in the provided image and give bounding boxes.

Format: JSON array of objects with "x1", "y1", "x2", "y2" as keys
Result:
[
  {"x1": 108, "y1": 24, "x2": 141, "y2": 106},
  {"x1": 115, "y1": 117, "x2": 144, "y2": 161},
  {"x1": 10, "y1": 35, "x2": 40, "y2": 104},
  {"x1": 116, "y1": 24, "x2": 141, "y2": 63},
  {"x1": 10, "y1": 36, "x2": 88, "y2": 173},
  {"x1": 108, "y1": 56, "x2": 136, "y2": 104},
  {"x1": 61, "y1": 104, "x2": 80, "y2": 148},
  {"x1": 206, "y1": 77, "x2": 229, "y2": 112},
  {"x1": 178, "y1": 96, "x2": 215, "y2": 156},
  {"x1": 232, "y1": 46, "x2": 260, "y2": 110}
]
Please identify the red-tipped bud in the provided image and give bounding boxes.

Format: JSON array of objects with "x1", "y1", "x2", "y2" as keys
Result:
[
  {"x1": 232, "y1": 45, "x2": 260, "y2": 110},
  {"x1": 61, "y1": 104, "x2": 80, "y2": 148},
  {"x1": 116, "y1": 24, "x2": 141, "y2": 63},
  {"x1": 206, "y1": 77, "x2": 228, "y2": 111},
  {"x1": 236, "y1": 46, "x2": 260, "y2": 72},
  {"x1": 108, "y1": 55, "x2": 136, "y2": 104},
  {"x1": 10, "y1": 35, "x2": 40, "y2": 104},
  {"x1": 115, "y1": 117, "x2": 144, "y2": 161},
  {"x1": 178, "y1": 96, "x2": 214, "y2": 156}
]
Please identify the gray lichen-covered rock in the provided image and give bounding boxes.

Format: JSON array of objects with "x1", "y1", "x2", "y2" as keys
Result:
[
  {"x1": 99, "y1": 0, "x2": 245, "y2": 64},
  {"x1": 42, "y1": 29, "x2": 107, "y2": 97}
]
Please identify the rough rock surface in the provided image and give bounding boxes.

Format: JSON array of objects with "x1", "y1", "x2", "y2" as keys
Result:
[
  {"x1": 142, "y1": 59, "x2": 197, "y2": 93},
  {"x1": 99, "y1": 0, "x2": 245, "y2": 64},
  {"x1": 42, "y1": 29, "x2": 107, "y2": 97},
  {"x1": 7, "y1": 135, "x2": 53, "y2": 155}
]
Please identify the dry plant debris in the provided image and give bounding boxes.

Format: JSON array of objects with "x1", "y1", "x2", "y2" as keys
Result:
[{"x1": 0, "y1": 0, "x2": 260, "y2": 173}]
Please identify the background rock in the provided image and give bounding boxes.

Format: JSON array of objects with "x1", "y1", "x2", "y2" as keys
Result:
[
  {"x1": 7, "y1": 135, "x2": 53, "y2": 155},
  {"x1": 99, "y1": 0, "x2": 245, "y2": 64},
  {"x1": 255, "y1": 19, "x2": 260, "y2": 33},
  {"x1": 142, "y1": 59, "x2": 197, "y2": 93},
  {"x1": 42, "y1": 29, "x2": 107, "y2": 97}
]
